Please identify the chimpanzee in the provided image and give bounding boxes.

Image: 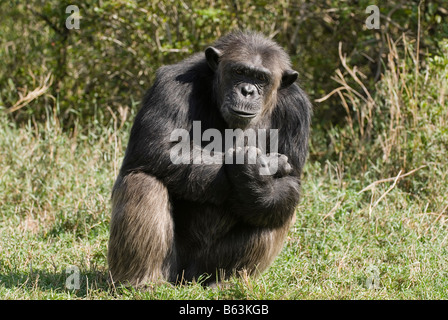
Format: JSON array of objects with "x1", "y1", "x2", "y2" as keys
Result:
[{"x1": 108, "y1": 31, "x2": 311, "y2": 287}]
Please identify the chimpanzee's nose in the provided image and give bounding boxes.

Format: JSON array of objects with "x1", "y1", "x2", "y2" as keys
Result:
[{"x1": 241, "y1": 84, "x2": 256, "y2": 97}]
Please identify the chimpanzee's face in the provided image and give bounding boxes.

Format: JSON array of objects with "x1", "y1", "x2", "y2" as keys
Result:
[
  {"x1": 216, "y1": 59, "x2": 274, "y2": 128},
  {"x1": 205, "y1": 46, "x2": 298, "y2": 129}
]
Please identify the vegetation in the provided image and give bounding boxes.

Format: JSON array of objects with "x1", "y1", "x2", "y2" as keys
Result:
[{"x1": 0, "y1": 0, "x2": 447, "y2": 299}]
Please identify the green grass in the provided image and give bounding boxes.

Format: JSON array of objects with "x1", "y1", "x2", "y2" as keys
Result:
[{"x1": 1, "y1": 107, "x2": 447, "y2": 300}]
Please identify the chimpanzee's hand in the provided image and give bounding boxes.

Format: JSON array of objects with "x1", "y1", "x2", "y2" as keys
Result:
[{"x1": 225, "y1": 146, "x2": 292, "y2": 180}]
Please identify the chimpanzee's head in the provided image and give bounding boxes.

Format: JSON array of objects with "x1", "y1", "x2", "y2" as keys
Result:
[{"x1": 205, "y1": 31, "x2": 298, "y2": 128}]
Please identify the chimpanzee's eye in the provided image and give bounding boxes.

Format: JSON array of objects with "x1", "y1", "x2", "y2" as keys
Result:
[{"x1": 235, "y1": 69, "x2": 243, "y2": 75}]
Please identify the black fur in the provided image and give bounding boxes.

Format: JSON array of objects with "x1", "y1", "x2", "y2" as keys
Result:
[{"x1": 108, "y1": 31, "x2": 312, "y2": 287}]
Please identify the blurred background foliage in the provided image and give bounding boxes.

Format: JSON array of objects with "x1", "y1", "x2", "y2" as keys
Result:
[{"x1": 0, "y1": 0, "x2": 447, "y2": 170}]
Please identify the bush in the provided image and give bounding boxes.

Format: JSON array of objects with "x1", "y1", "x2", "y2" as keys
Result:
[{"x1": 1, "y1": 0, "x2": 447, "y2": 130}]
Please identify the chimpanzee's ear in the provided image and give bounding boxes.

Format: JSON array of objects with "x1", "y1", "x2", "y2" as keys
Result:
[
  {"x1": 280, "y1": 69, "x2": 299, "y2": 89},
  {"x1": 205, "y1": 46, "x2": 222, "y2": 72}
]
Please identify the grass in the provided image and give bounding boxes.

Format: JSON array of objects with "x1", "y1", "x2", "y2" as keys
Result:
[
  {"x1": 0, "y1": 115, "x2": 447, "y2": 300},
  {"x1": 0, "y1": 37, "x2": 447, "y2": 300}
]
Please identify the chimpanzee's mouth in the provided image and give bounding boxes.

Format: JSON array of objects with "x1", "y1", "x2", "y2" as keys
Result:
[{"x1": 229, "y1": 108, "x2": 258, "y2": 118}]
